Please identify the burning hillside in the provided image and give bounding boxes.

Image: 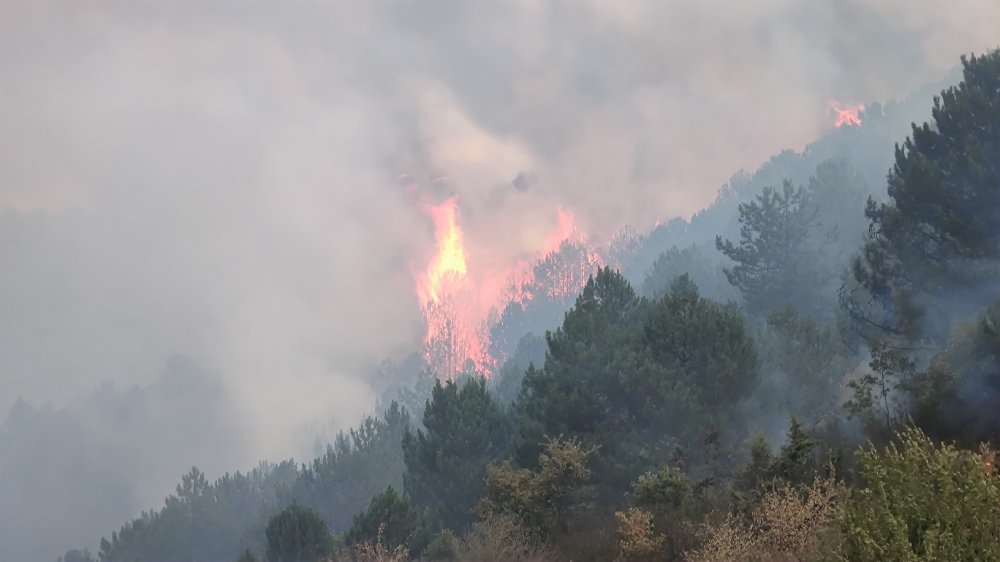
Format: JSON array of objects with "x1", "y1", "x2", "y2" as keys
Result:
[{"x1": 403, "y1": 176, "x2": 606, "y2": 380}]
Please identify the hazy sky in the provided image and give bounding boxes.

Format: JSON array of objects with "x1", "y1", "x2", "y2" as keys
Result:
[{"x1": 2, "y1": 0, "x2": 999, "y2": 466}]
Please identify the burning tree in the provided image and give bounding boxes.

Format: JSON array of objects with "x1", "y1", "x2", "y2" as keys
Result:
[{"x1": 409, "y1": 184, "x2": 606, "y2": 380}]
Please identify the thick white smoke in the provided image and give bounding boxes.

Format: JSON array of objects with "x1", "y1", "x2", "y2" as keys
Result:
[{"x1": 0, "y1": 5, "x2": 997, "y2": 557}]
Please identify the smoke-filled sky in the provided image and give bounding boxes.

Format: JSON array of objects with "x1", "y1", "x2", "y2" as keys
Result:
[{"x1": 2, "y1": 0, "x2": 999, "y2": 467}]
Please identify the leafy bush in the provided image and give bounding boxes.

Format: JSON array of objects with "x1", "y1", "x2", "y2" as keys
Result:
[
  {"x1": 690, "y1": 475, "x2": 842, "y2": 562},
  {"x1": 835, "y1": 427, "x2": 1000, "y2": 561}
]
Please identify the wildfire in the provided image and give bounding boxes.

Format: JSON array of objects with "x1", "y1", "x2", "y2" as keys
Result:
[
  {"x1": 416, "y1": 197, "x2": 467, "y2": 308},
  {"x1": 409, "y1": 184, "x2": 598, "y2": 380},
  {"x1": 413, "y1": 195, "x2": 490, "y2": 379},
  {"x1": 828, "y1": 100, "x2": 865, "y2": 128},
  {"x1": 542, "y1": 207, "x2": 581, "y2": 255}
]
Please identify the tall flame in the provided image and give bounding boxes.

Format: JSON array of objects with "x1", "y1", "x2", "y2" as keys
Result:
[
  {"x1": 411, "y1": 186, "x2": 601, "y2": 380},
  {"x1": 414, "y1": 195, "x2": 491, "y2": 380},
  {"x1": 828, "y1": 100, "x2": 865, "y2": 128},
  {"x1": 417, "y1": 197, "x2": 467, "y2": 307}
]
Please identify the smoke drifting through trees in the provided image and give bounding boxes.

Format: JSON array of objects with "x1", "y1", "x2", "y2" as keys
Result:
[{"x1": 1, "y1": 1, "x2": 999, "y2": 560}]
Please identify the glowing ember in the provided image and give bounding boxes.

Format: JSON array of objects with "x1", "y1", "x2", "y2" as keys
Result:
[{"x1": 828, "y1": 100, "x2": 865, "y2": 127}]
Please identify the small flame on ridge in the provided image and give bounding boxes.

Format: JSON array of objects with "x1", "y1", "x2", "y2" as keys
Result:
[{"x1": 827, "y1": 100, "x2": 865, "y2": 128}]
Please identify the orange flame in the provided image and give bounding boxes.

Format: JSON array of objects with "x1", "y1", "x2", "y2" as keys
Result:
[
  {"x1": 416, "y1": 197, "x2": 467, "y2": 307},
  {"x1": 828, "y1": 100, "x2": 865, "y2": 128},
  {"x1": 414, "y1": 196, "x2": 491, "y2": 380},
  {"x1": 411, "y1": 189, "x2": 601, "y2": 379},
  {"x1": 542, "y1": 207, "x2": 580, "y2": 256}
]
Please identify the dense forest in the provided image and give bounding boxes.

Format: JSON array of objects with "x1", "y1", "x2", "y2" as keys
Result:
[{"x1": 41, "y1": 49, "x2": 1000, "y2": 561}]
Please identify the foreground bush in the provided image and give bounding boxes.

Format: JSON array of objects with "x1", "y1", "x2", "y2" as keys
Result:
[
  {"x1": 457, "y1": 513, "x2": 553, "y2": 562},
  {"x1": 351, "y1": 524, "x2": 409, "y2": 562},
  {"x1": 689, "y1": 475, "x2": 842, "y2": 562},
  {"x1": 265, "y1": 504, "x2": 335, "y2": 562},
  {"x1": 614, "y1": 508, "x2": 664, "y2": 561},
  {"x1": 477, "y1": 436, "x2": 595, "y2": 542},
  {"x1": 835, "y1": 427, "x2": 1000, "y2": 561}
]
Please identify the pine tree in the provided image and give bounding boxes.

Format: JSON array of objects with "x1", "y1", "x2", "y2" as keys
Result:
[
  {"x1": 513, "y1": 268, "x2": 652, "y2": 499},
  {"x1": 345, "y1": 486, "x2": 434, "y2": 558},
  {"x1": 643, "y1": 274, "x2": 758, "y2": 405},
  {"x1": 292, "y1": 402, "x2": 410, "y2": 533},
  {"x1": 732, "y1": 433, "x2": 774, "y2": 496},
  {"x1": 852, "y1": 49, "x2": 1000, "y2": 341},
  {"x1": 514, "y1": 270, "x2": 757, "y2": 502},
  {"x1": 772, "y1": 417, "x2": 817, "y2": 485},
  {"x1": 757, "y1": 305, "x2": 853, "y2": 422},
  {"x1": 264, "y1": 505, "x2": 334, "y2": 562},
  {"x1": 716, "y1": 180, "x2": 818, "y2": 317},
  {"x1": 402, "y1": 377, "x2": 509, "y2": 531},
  {"x1": 640, "y1": 244, "x2": 733, "y2": 303}
]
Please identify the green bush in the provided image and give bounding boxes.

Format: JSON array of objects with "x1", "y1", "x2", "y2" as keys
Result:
[
  {"x1": 264, "y1": 504, "x2": 334, "y2": 562},
  {"x1": 836, "y1": 427, "x2": 1000, "y2": 561}
]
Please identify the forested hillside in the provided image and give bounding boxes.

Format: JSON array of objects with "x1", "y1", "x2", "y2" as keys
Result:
[{"x1": 52, "y1": 49, "x2": 1000, "y2": 562}]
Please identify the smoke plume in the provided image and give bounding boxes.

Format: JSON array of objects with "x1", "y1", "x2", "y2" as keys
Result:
[{"x1": 0, "y1": 2, "x2": 998, "y2": 557}]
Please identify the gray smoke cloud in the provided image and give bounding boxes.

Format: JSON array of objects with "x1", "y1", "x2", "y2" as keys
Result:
[{"x1": 0, "y1": 1, "x2": 998, "y2": 556}]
